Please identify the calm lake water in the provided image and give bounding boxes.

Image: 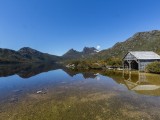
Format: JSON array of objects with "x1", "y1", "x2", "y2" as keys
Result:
[{"x1": 0, "y1": 63, "x2": 160, "y2": 120}]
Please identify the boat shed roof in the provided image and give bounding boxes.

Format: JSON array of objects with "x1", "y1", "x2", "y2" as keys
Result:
[{"x1": 125, "y1": 51, "x2": 160, "y2": 60}]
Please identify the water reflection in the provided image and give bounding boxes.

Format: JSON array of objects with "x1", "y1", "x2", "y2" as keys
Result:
[
  {"x1": 0, "y1": 63, "x2": 98, "y2": 79},
  {"x1": 0, "y1": 63, "x2": 160, "y2": 96},
  {"x1": 0, "y1": 63, "x2": 64, "y2": 78},
  {"x1": 122, "y1": 71, "x2": 160, "y2": 96}
]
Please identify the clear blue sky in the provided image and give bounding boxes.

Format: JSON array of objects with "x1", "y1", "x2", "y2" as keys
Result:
[{"x1": 0, "y1": 0, "x2": 160, "y2": 56}]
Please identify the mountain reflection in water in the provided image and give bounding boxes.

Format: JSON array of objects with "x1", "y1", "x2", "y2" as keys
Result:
[
  {"x1": 0, "y1": 63, "x2": 64, "y2": 78},
  {"x1": 0, "y1": 63, "x2": 160, "y2": 96},
  {"x1": 0, "y1": 63, "x2": 98, "y2": 79}
]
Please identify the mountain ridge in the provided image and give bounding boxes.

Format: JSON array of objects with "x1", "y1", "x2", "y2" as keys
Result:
[
  {"x1": 1, "y1": 30, "x2": 160, "y2": 63},
  {"x1": 0, "y1": 47, "x2": 61, "y2": 63}
]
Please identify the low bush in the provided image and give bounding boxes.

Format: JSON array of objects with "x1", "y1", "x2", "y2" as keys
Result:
[{"x1": 146, "y1": 61, "x2": 160, "y2": 74}]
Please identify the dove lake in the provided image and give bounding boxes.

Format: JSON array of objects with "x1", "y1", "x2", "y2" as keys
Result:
[{"x1": 0, "y1": 63, "x2": 160, "y2": 120}]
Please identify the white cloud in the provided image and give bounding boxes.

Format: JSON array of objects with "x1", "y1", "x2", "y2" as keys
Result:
[{"x1": 96, "y1": 45, "x2": 101, "y2": 50}]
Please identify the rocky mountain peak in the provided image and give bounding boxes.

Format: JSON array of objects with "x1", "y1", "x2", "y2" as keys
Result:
[
  {"x1": 68, "y1": 48, "x2": 78, "y2": 52},
  {"x1": 64, "y1": 49, "x2": 79, "y2": 55},
  {"x1": 62, "y1": 47, "x2": 99, "y2": 59},
  {"x1": 82, "y1": 47, "x2": 97, "y2": 53}
]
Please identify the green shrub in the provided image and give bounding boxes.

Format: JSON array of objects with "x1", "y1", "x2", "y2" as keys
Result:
[
  {"x1": 146, "y1": 61, "x2": 160, "y2": 74},
  {"x1": 105, "y1": 57, "x2": 122, "y2": 67},
  {"x1": 65, "y1": 57, "x2": 122, "y2": 70}
]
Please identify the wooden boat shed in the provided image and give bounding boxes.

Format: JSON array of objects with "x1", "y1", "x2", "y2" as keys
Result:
[{"x1": 122, "y1": 51, "x2": 160, "y2": 71}]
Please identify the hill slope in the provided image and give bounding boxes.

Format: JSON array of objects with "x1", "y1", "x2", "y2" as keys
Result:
[
  {"x1": 96, "y1": 30, "x2": 160, "y2": 59},
  {"x1": 0, "y1": 48, "x2": 28, "y2": 63}
]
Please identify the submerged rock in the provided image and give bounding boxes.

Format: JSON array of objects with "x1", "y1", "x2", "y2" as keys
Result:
[
  {"x1": 36, "y1": 90, "x2": 47, "y2": 94},
  {"x1": 12, "y1": 89, "x2": 23, "y2": 94},
  {"x1": 9, "y1": 97, "x2": 18, "y2": 103}
]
